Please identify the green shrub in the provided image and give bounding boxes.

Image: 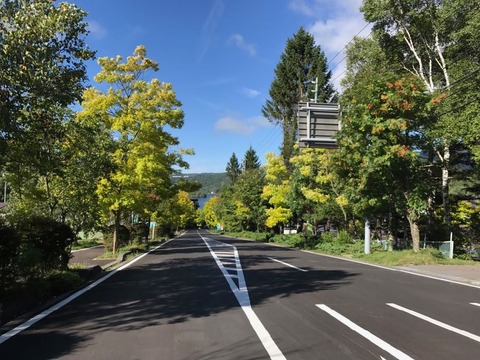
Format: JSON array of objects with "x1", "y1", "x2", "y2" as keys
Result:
[
  {"x1": 337, "y1": 230, "x2": 354, "y2": 244},
  {"x1": 102, "y1": 224, "x2": 130, "y2": 251},
  {"x1": 129, "y1": 223, "x2": 149, "y2": 244},
  {"x1": 0, "y1": 226, "x2": 20, "y2": 292},
  {"x1": 46, "y1": 270, "x2": 83, "y2": 296},
  {"x1": 270, "y1": 234, "x2": 305, "y2": 248},
  {"x1": 320, "y1": 232, "x2": 336, "y2": 243},
  {"x1": 17, "y1": 216, "x2": 75, "y2": 276}
]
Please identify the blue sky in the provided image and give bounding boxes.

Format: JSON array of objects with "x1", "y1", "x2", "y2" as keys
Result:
[{"x1": 72, "y1": 0, "x2": 370, "y2": 173}]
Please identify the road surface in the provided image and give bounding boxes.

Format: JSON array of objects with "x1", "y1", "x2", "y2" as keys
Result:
[{"x1": 1, "y1": 230, "x2": 480, "y2": 359}]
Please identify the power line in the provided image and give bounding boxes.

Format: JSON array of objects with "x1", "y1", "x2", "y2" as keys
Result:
[
  {"x1": 327, "y1": 23, "x2": 371, "y2": 68},
  {"x1": 437, "y1": 95, "x2": 480, "y2": 117}
]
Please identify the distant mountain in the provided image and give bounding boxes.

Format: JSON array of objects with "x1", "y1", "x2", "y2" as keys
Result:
[{"x1": 177, "y1": 173, "x2": 229, "y2": 197}]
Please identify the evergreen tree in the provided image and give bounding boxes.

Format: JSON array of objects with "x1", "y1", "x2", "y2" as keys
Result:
[
  {"x1": 243, "y1": 146, "x2": 261, "y2": 173},
  {"x1": 262, "y1": 27, "x2": 336, "y2": 168},
  {"x1": 226, "y1": 153, "x2": 241, "y2": 183}
]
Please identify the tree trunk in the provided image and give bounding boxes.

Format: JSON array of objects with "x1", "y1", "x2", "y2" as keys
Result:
[
  {"x1": 407, "y1": 211, "x2": 420, "y2": 252},
  {"x1": 113, "y1": 210, "x2": 120, "y2": 254}
]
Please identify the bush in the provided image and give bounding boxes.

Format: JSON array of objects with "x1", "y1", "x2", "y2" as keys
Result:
[
  {"x1": 129, "y1": 222, "x2": 149, "y2": 244},
  {"x1": 17, "y1": 216, "x2": 75, "y2": 276},
  {"x1": 102, "y1": 224, "x2": 130, "y2": 251},
  {"x1": 46, "y1": 270, "x2": 83, "y2": 296},
  {"x1": 270, "y1": 234, "x2": 305, "y2": 248},
  {"x1": 0, "y1": 226, "x2": 21, "y2": 292}
]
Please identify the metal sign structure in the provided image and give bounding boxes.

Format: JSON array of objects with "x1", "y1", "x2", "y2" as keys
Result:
[{"x1": 297, "y1": 102, "x2": 340, "y2": 149}]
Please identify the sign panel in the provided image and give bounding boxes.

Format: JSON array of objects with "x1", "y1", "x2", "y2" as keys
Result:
[{"x1": 297, "y1": 102, "x2": 340, "y2": 148}]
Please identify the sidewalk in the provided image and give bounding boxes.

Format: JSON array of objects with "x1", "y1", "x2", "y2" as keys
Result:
[
  {"x1": 70, "y1": 246, "x2": 114, "y2": 268},
  {"x1": 396, "y1": 264, "x2": 480, "y2": 287}
]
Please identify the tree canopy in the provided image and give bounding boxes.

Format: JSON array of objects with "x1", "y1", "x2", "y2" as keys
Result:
[
  {"x1": 78, "y1": 45, "x2": 190, "y2": 252},
  {"x1": 263, "y1": 27, "x2": 336, "y2": 167}
]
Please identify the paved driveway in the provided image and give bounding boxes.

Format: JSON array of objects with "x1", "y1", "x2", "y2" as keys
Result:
[{"x1": 70, "y1": 246, "x2": 113, "y2": 268}]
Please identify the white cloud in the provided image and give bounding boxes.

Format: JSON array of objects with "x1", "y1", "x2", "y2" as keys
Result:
[
  {"x1": 214, "y1": 115, "x2": 269, "y2": 135},
  {"x1": 198, "y1": 0, "x2": 224, "y2": 62},
  {"x1": 228, "y1": 34, "x2": 256, "y2": 57},
  {"x1": 241, "y1": 87, "x2": 261, "y2": 98},
  {"x1": 288, "y1": 0, "x2": 372, "y2": 91},
  {"x1": 88, "y1": 20, "x2": 107, "y2": 39}
]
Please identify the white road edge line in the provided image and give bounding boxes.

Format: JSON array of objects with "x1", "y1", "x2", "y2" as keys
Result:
[
  {"x1": 268, "y1": 257, "x2": 308, "y2": 272},
  {"x1": 316, "y1": 304, "x2": 414, "y2": 360},
  {"x1": 0, "y1": 240, "x2": 174, "y2": 345},
  {"x1": 215, "y1": 232, "x2": 480, "y2": 290},
  {"x1": 198, "y1": 232, "x2": 286, "y2": 360},
  {"x1": 387, "y1": 303, "x2": 480, "y2": 343},
  {"x1": 470, "y1": 303, "x2": 480, "y2": 307},
  {"x1": 300, "y1": 249, "x2": 480, "y2": 289}
]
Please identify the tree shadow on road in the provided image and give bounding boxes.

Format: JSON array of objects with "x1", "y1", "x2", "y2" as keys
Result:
[{"x1": 0, "y1": 236, "x2": 357, "y2": 358}]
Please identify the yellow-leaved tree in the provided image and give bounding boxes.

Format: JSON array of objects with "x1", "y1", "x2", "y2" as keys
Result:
[
  {"x1": 78, "y1": 46, "x2": 191, "y2": 253},
  {"x1": 290, "y1": 148, "x2": 349, "y2": 226},
  {"x1": 262, "y1": 153, "x2": 292, "y2": 231}
]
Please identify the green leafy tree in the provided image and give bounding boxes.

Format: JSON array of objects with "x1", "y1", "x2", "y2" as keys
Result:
[
  {"x1": 361, "y1": 0, "x2": 480, "y2": 231},
  {"x1": 78, "y1": 46, "x2": 190, "y2": 253},
  {"x1": 202, "y1": 196, "x2": 219, "y2": 229},
  {"x1": 226, "y1": 153, "x2": 241, "y2": 183},
  {"x1": 262, "y1": 27, "x2": 336, "y2": 168},
  {"x1": 337, "y1": 76, "x2": 435, "y2": 251},
  {"x1": 0, "y1": 0, "x2": 95, "y2": 227},
  {"x1": 155, "y1": 191, "x2": 196, "y2": 233},
  {"x1": 0, "y1": 0, "x2": 94, "y2": 170},
  {"x1": 232, "y1": 168, "x2": 267, "y2": 231}
]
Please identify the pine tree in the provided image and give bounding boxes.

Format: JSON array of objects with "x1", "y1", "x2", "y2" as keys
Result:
[
  {"x1": 226, "y1": 153, "x2": 241, "y2": 183},
  {"x1": 243, "y1": 146, "x2": 261, "y2": 173},
  {"x1": 262, "y1": 27, "x2": 336, "y2": 168}
]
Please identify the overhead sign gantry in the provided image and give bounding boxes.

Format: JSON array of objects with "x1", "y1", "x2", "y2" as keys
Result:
[{"x1": 297, "y1": 102, "x2": 340, "y2": 149}]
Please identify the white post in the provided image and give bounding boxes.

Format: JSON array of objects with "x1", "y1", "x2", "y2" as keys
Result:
[
  {"x1": 2, "y1": 172, "x2": 6, "y2": 203},
  {"x1": 449, "y1": 232, "x2": 454, "y2": 259},
  {"x1": 364, "y1": 218, "x2": 371, "y2": 254}
]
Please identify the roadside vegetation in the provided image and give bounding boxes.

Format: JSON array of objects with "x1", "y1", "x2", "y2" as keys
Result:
[
  {"x1": 1, "y1": 0, "x2": 479, "y2": 327},
  {"x1": 197, "y1": 1, "x2": 480, "y2": 263},
  {"x1": 221, "y1": 230, "x2": 478, "y2": 266}
]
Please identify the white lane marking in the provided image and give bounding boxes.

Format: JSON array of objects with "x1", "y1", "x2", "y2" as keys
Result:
[
  {"x1": 268, "y1": 257, "x2": 308, "y2": 272},
  {"x1": 470, "y1": 303, "x2": 480, "y2": 308},
  {"x1": 0, "y1": 240, "x2": 173, "y2": 345},
  {"x1": 301, "y1": 250, "x2": 480, "y2": 289},
  {"x1": 199, "y1": 233, "x2": 286, "y2": 360},
  {"x1": 387, "y1": 303, "x2": 480, "y2": 343},
  {"x1": 316, "y1": 304, "x2": 414, "y2": 360}
]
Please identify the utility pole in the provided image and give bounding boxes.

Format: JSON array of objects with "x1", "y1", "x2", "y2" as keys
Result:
[
  {"x1": 310, "y1": 77, "x2": 319, "y2": 102},
  {"x1": 364, "y1": 218, "x2": 371, "y2": 254},
  {"x1": 2, "y1": 172, "x2": 6, "y2": 203}
]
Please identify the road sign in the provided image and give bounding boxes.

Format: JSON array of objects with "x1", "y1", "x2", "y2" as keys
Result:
[{"x1": 297, "y1": 102, "x2": 340, "y2": 148}]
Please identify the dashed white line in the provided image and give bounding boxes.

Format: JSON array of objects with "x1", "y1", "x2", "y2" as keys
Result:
[
  {"x1": 387, "y1": 303, "x2": 480, "y2": 343},
  {"x1": 268, "y1": 257, "x2": 308, "y2": 272},
  {"x1": 316, "y1": 304, "x2": 414, "y2": 360},
  {"x1": 470, "y1": 302, "x2": 480, "y2": 308}
]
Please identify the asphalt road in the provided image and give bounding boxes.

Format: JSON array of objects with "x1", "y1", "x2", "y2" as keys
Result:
[{"x1": 1, "y1": 229, "x2": 480, "y2": 359}]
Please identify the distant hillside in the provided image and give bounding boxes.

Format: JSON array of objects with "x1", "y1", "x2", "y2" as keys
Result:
[{"x1": 178, "y1": 173, "x2": 229, "y2": 197}]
